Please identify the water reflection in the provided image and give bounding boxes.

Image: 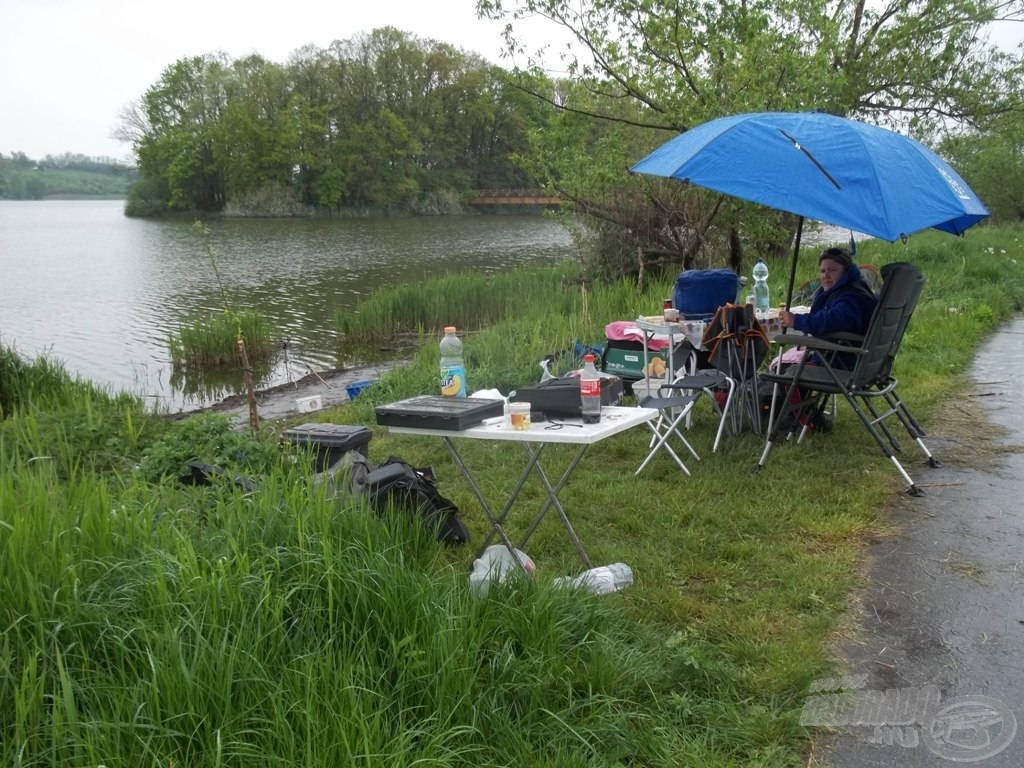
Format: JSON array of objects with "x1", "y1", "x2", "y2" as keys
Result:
[{"x1": 0, "y1": 201, "x2": 575, "y2": 412}]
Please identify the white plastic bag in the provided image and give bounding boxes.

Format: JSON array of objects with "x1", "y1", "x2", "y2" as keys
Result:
[{"x1": 469, "y1": 545, "x2": 536, "y2": 598}]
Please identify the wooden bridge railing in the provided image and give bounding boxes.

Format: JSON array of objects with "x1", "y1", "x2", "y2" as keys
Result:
[{"x1": 467, "y1": 189, "x2": 562, "y2": 206}]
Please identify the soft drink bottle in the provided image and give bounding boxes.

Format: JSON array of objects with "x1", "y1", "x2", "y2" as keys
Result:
[{"x1": 580, "y1": 353, "x2": 601, "y2": 424}]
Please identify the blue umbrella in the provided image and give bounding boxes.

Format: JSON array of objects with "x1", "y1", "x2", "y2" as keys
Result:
[{"x1": 630, "y1": 111, "x2": 990, "y2": 305}]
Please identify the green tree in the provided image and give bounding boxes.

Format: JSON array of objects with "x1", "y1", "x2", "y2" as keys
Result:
[
  {"x1": 123, "y1": 29, "x2": 553, "y2": 215},
  {"x1": 217, "y1": 55, "x2": 298, "y2": 200},
  {"x1": 479, "y1": 0, "x2": 1024, "y2": 273},
  {"x1": 133, "y1": 55, "x2": 232, "y2": 212},
  {"x1": 941, "y1": 109, "x2": 1024, "y2": 222}
]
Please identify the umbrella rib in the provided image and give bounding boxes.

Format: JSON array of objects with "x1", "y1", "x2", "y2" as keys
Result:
[{"x1": 779, "y1": 129, "x2": 842, "y2": 190}]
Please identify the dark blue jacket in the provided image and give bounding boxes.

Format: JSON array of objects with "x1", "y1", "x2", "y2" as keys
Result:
[{"x1": 792, "y1": 263, "x2": 878, "y2": 338}]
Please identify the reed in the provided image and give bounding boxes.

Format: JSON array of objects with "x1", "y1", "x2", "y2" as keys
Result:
[
  {"x1": 2, "y1": 223, "x2": 1023, "y2": 767},
  {"x1": 167, "y1": 309, "x2": 277, "y2": 368}
]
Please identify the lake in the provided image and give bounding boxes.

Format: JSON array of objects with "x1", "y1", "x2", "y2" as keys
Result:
[{"x1": 0, "y1": 200, "x2": 576, "y2": 413}]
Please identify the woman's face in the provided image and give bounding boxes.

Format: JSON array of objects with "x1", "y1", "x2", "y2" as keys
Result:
[{"x1": 819, "y1": 258, "x2": 846, "y2": 291}]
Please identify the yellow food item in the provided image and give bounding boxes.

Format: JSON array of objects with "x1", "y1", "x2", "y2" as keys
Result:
[{"x1": 648, "y1": 357, "x2": 666, "y2": 377}]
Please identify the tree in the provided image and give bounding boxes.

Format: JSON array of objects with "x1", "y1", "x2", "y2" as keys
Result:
[
  {"x1": 133, "y1": 55, "x2": 233, "y2": 212},
  {"x1": 478, "y1": 0, "x2": 1024, "y2": 273},
  {"x1": 941, "y1": 109, "x2": 1024, "y2": 221}
]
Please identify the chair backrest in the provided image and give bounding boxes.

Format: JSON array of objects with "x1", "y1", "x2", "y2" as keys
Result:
[
  {"x1": 849, "y1": 262, "x2": 925, "y2": 388},
  {"x1": 701, "y1": 303, "x2": 770, "y2": 379}
]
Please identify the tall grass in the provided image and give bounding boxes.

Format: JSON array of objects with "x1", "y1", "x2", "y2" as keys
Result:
[
  {"x1": 3, "y1": 223, "x2": 1023, "y2": 767},
  {"x1": 167, "y1": 309, "x2": 277, "y2": 368}
]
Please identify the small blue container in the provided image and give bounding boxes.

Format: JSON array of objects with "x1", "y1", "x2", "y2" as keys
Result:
[{"x1": 345, "y1": 380, "x2": 373, "y2": 400}]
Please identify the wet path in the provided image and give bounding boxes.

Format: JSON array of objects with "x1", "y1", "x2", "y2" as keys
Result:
[{"x1": 817, "y1": 316, "x2": 1024, "y2": 766}]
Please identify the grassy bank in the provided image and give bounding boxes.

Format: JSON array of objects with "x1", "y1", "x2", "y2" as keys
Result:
[{"x1": 2, "y1": 224, "x2": 1022, "y2": 766}]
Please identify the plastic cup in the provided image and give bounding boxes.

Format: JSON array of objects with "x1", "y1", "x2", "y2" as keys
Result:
[{"x1": 509, "y1": 401, "x2": 531, "y2": 430}]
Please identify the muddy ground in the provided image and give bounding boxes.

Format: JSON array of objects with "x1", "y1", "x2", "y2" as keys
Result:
[{"x1": 178, "y1": 360, "x2": 408, "y2": 427}]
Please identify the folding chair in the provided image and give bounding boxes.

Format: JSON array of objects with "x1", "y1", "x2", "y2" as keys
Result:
[
  {"x1": 701, "y1": 303, "x2": 771, "y2": 435},
  {"x1": 756, "y1": 262, "x2": 939, "y2": 495},
  {"x1": 634, "y1": 384, "x2": 702, "y2": 476},
  {"x1": 651, "y1": 362, "x2": 738, "y2": 452}
]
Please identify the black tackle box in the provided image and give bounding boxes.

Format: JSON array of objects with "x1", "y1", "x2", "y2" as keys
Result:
[
  {"x1": 279, "y1": 423, "x2": 373, "y2": 470},
  {"x1": 375, "y1": 395, "x2": 505, "y2": 431}
]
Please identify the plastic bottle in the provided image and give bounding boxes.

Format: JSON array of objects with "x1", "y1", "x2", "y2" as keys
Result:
[
  {"x1": 579, "y1": 353, "x2": 601, "y2": 423},
  {"x1": 752, "y1": 259, "x2": 770, "y2": 315},
  {"x1": 439, "y1": 326, "x2": 466, "y2": 398},
  {"x1": 469, "y1": 545, "x2": 536, "y2": 598},
  {"x1": 554, "y1": 563, "x2": 634, "y2": 595}
]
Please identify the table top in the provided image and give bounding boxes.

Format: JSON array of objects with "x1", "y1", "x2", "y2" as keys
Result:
[{"x1": 385, "y1": 405, "x2": 657, "y2": 445}]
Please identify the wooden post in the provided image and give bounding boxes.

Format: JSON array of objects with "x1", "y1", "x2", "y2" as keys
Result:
[
  {"x1": 637, "y1": 245, "x2": 645, "y2": 292},
  {"x1": 236, "y1": 338, "x2": 260, "y2": 433}
]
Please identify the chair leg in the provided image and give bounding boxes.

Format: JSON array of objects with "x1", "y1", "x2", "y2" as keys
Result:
[
  {"x1": 635, "y1": 401, "x2": 700, "y2": 476},
  {"x1": 709, "y1": 377, "x2": 736, "y2": 452}
]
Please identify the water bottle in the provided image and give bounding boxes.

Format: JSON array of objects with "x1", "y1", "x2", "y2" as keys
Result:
[
  {"x1": 439, "y1": 326, "x2": 466, "y2": 398},
  {"x1": 752, "y1": 259, "x2": 770, "y2": 315},
  {"x1": 554, "y1": 563, "x2": 633, "y2": 595},
  {"x1": 469, "y1": 545, "x2": 536, "y2": 598},
  {"x1": 580, "y1": 353, "x2": 601, "y2": 424}
]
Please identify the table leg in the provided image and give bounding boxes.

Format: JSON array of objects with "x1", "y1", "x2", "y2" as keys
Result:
[
  {"x1": 514, "y1": 443, "x2": 593, "y2": 568},
  {"x1": 441, "y1": 436, "x2": 526, "y2": 567},
  {"x1": 464, "y1": 440, "x2": 594, "y2": 569}
]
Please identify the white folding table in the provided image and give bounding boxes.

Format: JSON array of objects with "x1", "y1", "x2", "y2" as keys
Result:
[{"x1": 384, "y1": 405, "x2": 657, "y2": 568}]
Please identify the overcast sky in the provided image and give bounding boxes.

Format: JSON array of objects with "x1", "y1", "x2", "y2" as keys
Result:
[{"x1": 1, "y1": 1, "x2": 1020, "y2": 163}]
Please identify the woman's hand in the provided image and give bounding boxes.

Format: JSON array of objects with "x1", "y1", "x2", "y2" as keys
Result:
[{"x1": 779, "y1": 309, "x2": 796, "y2": 329}]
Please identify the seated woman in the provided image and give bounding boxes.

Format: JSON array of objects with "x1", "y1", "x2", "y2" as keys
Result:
[
  {"x1": 780, "y1": 246, "x2": 878, "y2": 344},
  {"x1": 774, "y1": 246, "x2": 879, "y2": 429}
]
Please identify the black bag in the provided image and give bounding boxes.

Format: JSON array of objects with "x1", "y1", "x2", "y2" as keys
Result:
[
  {"x1": 365, "y1": 457, "x2": 470, "y2": 544},
  {"x1": 512, "y1": 374, "x2": 624, "y2": 417}
]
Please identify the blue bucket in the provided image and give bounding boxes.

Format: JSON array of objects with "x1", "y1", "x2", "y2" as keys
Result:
[{"x1": 345, "y1": 380, "x2": 373, "y2": 400}]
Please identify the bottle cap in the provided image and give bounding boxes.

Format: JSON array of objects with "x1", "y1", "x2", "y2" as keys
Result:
[
  {"x1": 444, "y1": 325, "x2": 456, "y2": 333},
  {"x1": 584, "y1": 354, "x2": 595, "y2": 362}
]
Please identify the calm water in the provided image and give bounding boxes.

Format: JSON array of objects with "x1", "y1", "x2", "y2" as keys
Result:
[{"x1": 0, "y1": 200, "x2": 575, "y2": 412}]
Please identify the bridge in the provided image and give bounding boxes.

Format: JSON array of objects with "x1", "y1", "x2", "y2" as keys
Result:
[{"x1": 467, "y1": 188, "x2": 562, "y2": 207}]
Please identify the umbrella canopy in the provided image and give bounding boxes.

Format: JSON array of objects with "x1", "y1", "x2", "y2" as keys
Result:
[{"x1": 630, "y1": 111, "x2": 989, "y2": 241}]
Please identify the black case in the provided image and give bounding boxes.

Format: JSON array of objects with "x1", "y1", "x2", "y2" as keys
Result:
[
  {"x1": 511, "y1": 374, "x2": 624, "y2": 418},
  {"x1": 279, "y1": 423, "x2": 373, "y2": 470},
  {"x1": 375, "y1": 395, "x2": 504, "y2": 431}
]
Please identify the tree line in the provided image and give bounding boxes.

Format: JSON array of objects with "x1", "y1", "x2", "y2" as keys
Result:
[
  {"x1": 121, "y1": 28, "x2": 553, "y2": 216},
  {"x1": 0, "y1": 153, "x2": 136, "y2": 200},
  {"x1": 121, "y1": 3, "x2": 1023, "y2": 279}
]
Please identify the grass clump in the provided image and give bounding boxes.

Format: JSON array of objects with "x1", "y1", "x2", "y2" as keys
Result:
[
  {"x1": 2, "y1": 223, "x2": 1023, "y2": 766},
  {"x1": 167, "y1": 309, "x2": 277, "y2": 368}
]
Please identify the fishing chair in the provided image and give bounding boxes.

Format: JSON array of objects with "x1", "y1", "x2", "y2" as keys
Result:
[
  {"x1": 755, "y1": 262, "x2": 939, "y2": 496},
  {"x1": 700, "y1": 303, "x2": 771, "y2": 435}
]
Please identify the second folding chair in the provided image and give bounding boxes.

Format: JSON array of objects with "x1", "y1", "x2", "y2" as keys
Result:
[{"x1": 634, "y1": 383, "x2": 703, "y2": 476}]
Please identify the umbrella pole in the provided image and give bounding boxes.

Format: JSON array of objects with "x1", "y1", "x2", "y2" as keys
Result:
[{"x1": 784, "y1": 217, "x2": 805, "y2": 310}]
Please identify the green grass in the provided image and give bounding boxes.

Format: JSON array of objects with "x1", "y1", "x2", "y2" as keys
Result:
[
  {"x1": 2, "y1": 223, "x2": 1023, "y2": 766},
  {"x1": 167, "y1": 309, "x2": 278, "y2": 369}
]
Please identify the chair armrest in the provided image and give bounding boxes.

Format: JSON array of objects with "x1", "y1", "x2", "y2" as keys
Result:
[
  {"x1": 790, "y1": 335, "x2": 867, "y2": 356},
  {"x1": 820, "y1": 331, "x2": 865, "y2": 345}
]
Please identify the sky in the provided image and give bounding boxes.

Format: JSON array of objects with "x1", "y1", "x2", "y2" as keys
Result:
[
  {"x1": 0, "y1": 0, "x2": 565, "y2": 162},
  {"x1": 1, "y1": 1, "x2": 1020, "y2": 164}
]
